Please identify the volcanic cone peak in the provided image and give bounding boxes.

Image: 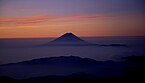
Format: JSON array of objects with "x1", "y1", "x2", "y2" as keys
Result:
[
  {"x1": 43, "y1": 33, "x2": 94, "y2": 46},
  {"x1": 52, "y1": 33, "x2": 85, "y2": 42},
  {"x1": 42, "y1": 33, "x2": 126, "y2": 46}
]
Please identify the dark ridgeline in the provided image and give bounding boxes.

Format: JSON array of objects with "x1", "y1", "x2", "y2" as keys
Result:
[
  {"x1": 0, "y1": 56, "x2": 145, "y2": 83},
  {"x1": 0, "y1": 56, "x2": 116, "y2": 79},
  {"x1": 42, "y1": 33, "x2": 127, "y2": 46}
]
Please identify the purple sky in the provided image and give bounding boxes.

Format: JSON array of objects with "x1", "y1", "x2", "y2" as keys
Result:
[
  {"x1": 0, "y1": 0, "x2": 145, "y2": 38},
  {"x1": 1, "y1": 0, "x2": 145, "y2": 17}
]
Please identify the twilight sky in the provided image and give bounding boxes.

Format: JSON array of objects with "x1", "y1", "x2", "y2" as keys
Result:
[{"x1": 0, "y1": 0, "x2": 145, "y2": 38}]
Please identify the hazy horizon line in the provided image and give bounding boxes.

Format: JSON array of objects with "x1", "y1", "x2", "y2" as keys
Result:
[{"x1": 0, "y1": 35, "x2": 145, "y2": 39}]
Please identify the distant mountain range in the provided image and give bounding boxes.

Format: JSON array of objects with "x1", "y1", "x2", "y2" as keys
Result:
[
  {"x1": 41, "y1": 33, "x2": 127, "y2": 46},
  {"x1": 0, "y1": 56, "x2": 145, "y2": 82},
  {"x1": 0, "y1": 56, "x2": 125, "y2": 79}
]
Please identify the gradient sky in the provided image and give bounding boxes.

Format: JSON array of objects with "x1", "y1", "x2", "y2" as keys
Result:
[{"x1": 0, "y1": 0, "x2": 145, "y2": 38}]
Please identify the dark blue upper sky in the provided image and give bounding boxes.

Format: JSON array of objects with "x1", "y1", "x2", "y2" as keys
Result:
[{"x1": 1, "y1": 0, "x2": 145, "y2": 17}]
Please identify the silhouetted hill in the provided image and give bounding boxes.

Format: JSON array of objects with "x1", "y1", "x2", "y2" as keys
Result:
[
  {"x1": 0, "y1": 56, "x2": 145, "y2": 83},
  {"x1": 122, "y1": 56, "x2": 145, "y2": 80},
  {"x1": 4, "y1": 56, "x2": 99, "y2": 66},
  {"x1": 41, "y1": 33, "x2": 127, "y2": 46},
  {"x1": 43, "y1": 33, "x2": 94, "y2": 46},
  {"x1": 52, "y1": 33, "x2": 84, "y2": 42},
  {"x1": 0, "y1": 56, "x2": 124, "y2": 79}
]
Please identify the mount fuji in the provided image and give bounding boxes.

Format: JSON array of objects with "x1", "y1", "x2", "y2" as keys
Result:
[
  {"x1": 40, "y1": 33, "x2": 126, "y2": 47},
  {"x1": 43, "y1": 33, "x2": 96, "y2": 46}
]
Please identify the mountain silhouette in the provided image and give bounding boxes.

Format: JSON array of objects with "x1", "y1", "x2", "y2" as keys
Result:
[
  {"x1": 0, "y1": 56, "x2": 145, "y2": 82},
  {"x1": 40, "y1": 33, "x2": 127, "y2": 46},
  {"x1": 0, "y1": 56, "x2": 125, "y2": 79},
  {"x1": 42, "y1": 33, "x2": 95, "y2": 46},
  {"x1": 52, "y1": 33, "x2": 85, "y2": 42}
]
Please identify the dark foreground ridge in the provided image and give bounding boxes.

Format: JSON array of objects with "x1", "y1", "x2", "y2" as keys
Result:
[
  {"x1": 41, "y1": 33, "x2": 127, "y2": 47},
  {"x1": 0, "y1": 56, "x2": 145, "y2": 82}
]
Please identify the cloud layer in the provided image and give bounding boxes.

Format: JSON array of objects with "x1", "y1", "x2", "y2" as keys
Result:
[{"x1": 0, "y1": 15, "x2": 112, "y2": 25}]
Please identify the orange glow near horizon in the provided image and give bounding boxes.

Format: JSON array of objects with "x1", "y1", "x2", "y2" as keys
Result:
[
  {"x1": 1, "y1": 0, "x2": 145, "y2": 38},
  {"x1": 0, "y1": 13, "x2": 145, "y2": 38}
]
